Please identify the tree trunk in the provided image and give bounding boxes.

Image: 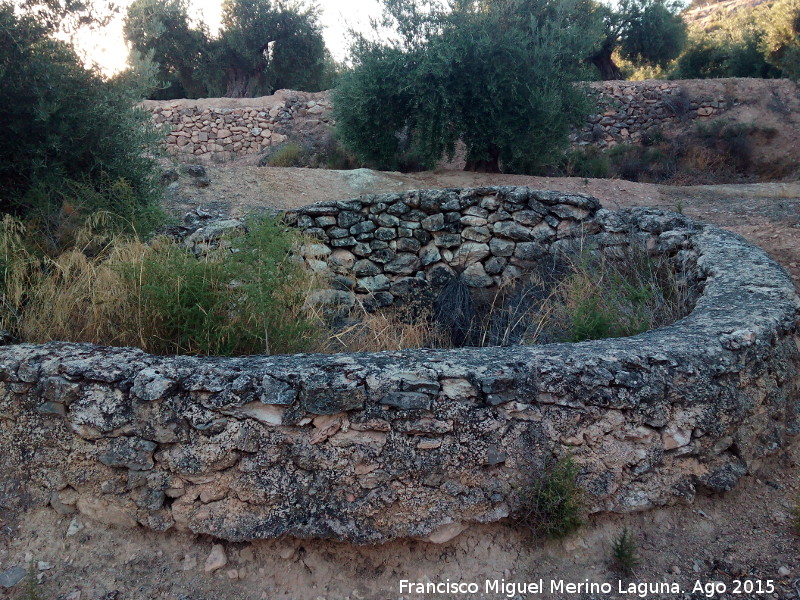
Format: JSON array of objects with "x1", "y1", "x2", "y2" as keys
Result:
[
  {"x1": 225, "y1": 68, "x2": 250, "y2": 98},
  {"x1": 464, "y1": 144, "x2": 501, "y2": 173},
  {"x1": 587, "y1": 48, "x2": 622, "y2": 81}
]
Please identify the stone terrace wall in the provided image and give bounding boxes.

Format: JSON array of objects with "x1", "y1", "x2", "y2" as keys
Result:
[
  {"x1": 1, "y1": 188, "x2": 798, "y2": 545},
  {"x1": 572, "y1": 80, "x2": 729, "y2": 148},
  {"x1": 143, "y1": 90, "x2": 332, "y2": 161},
  {"x1": 145, "y1": 80, "x2": 733, "y2": 161},
  {"x1": 283, "y1": 188, "x2": 603, "y2": 313}
]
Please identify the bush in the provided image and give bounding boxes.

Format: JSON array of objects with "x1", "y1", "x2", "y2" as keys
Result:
[
  {"x1": 515, "y1": 455, "x2": 585, "y2": 540},
  {"x1": 0, "y1": 216, "x2": 320, "y2": 356},
  {"x1": 0, "y1": 2, "x2": 163, "y2": 241},
  {"x1": 560, "y1": 148, "x2": 611, "y2": 178},
  {"x1": 262, "y1": 143, "x2": 305, "y2": 167},
  {"x1": 612, "y1": 527, "x2": 640, "y2": 575}
]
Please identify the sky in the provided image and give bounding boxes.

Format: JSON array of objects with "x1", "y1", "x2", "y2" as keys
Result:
[{"x1": 71, "y1": 0, "x2": 385, "y2": 75}]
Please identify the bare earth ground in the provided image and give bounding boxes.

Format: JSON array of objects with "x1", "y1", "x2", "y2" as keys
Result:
[{"x1": 2, "y1": 166, "x2": 800, "y2": 600}]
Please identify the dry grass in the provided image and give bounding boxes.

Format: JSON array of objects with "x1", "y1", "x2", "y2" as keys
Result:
[
  {"x1": 314, "y1": 301, "x2": 451, "y2": 353},
  {"x1": 1, "y1": 214, "x2": 322, "y2": 355}
]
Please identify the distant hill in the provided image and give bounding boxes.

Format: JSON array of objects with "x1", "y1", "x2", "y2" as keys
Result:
[{"x1": 682, "y1": 0, "x2": 772, "y2": 30}]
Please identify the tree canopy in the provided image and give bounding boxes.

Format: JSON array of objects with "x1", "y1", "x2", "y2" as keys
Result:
[
  {"x1": 588, "y1": 0, "x2": 688, "y2": 80},
  {"x1": 123, "y1": 0, "x2": 331, "y2": 98},
  {"x1": 0, "y1": 0, "x2": 161, "y2": 233},
  {"x1": 334, "y1": 0, "x2": 603, "y2": 174}
]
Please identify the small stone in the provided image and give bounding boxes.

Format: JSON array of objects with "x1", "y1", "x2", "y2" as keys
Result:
[
  {"x1": 778, "y1": 566, "x2": 790, "y2": 577},
  {"x1": 226, "y1": 568, "x2": 239, "y2": 580},
  {"x1": 182, "y1": 554, "x2": 197, "y2": 571},
  {"x1": 37, "y1": 561, "x2": 53, "y2": 571},
  {"x1": 451, "y1": 242, "x2": 490, "y2": 266},
  {"x1": 419, "y1": 243, "x2": 441, "y2": 266},
  {"x1": 421, "y1": 213, "x2": 445, "y2": 231},
  {"x1": 352, "y1": 259, "x2": 380, "y2": 277},
  {"x1": 461, "y1": 263, "x2": 493, "y2": 287},
  {"x1": 240, "y1": 547, "x2": 255, "y2": 562},
  {"x1": 66, "y1": 516, "x2": 84, "y2": 537},
  {"x1": 489, "y1": 237, "x2": 515, "y2": 257},
  {"x1": 384, "y1": 253, "x2": 420, "y2": 275},
  {"x1": 669, "y1": 565, "x2": 681, "y2": 575},
  {"x1": 204, "y1": 544, "x2": 228, "y2": 573},
  {"x1": 0, "y1": 566, "x2": 26, "y2": 589}
]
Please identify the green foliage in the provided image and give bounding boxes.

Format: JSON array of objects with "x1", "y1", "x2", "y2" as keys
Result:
[
  {"x1": 515, "y1": 455, "x2": 585, "y2": 540},
  {"x1": 220, "y1": 0, "x2": 326, "y2": 97},
  {"x1": 334, "y1": 0, "x2": 601, "y2": 173},
  {"x1": 259, "y1": 133, "x2": 358, "y2": 169},
  {"x1": 262, "y1": 143, "x2": 305, "y2": 167},
  {"x1": 612, "y1": 527, "x2": 640, "y2": 575},
  {"x1": 129, "y1": 216, "x2": 318, "y2": 356},
  {"x1": 588, "y1": 0, "x2": 687, "y2": 79},
  {"x1": 758, "y1": 0, "x2": 800, "y2": 79},
  {"x1": 123, "y1": 0, "x2": 215, "y2": 99},
  {"x1": 560, "y1": 147, "x2": 611, "y2": 178},
  {"x1": 0, "y1": 215, "x2": 320, "y2": 356},
  {"x1": 0, "y1": 1, "x2": 163, "y2": 235},
  {"x1": 617, "y1": 0, "x2": 688, "y2": 68},
  {"x1": 562, "y1": 248, "x2": 683, "y2": 342},
  {"x1": 672, "y1": 22, "x2": 778, "y2": 79},
  {"x1": 123, "y1": 0, "x2": 329, "y2": 98}
]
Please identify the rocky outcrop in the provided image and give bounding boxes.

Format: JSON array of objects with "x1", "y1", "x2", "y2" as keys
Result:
[{"x1": 1, "y1": 189, "x2": 798, "y2": 545}]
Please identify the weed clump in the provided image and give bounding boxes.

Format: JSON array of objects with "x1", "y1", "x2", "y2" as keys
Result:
[
  {"x1": 515, "y1": 455, "x2": 585, "y2": 540},
  {"x1": 0, "y1": 215, "x2": 320, "y2": 356},
  {"x1": 427, "y1": 245, "x2": 690, "y2": 349},
  {"x1": 611, "y1": 527, "x2": 640, "y2": 575},
  {"x1": 791, "y1": 495, "x2": 800, "y2": 533}
]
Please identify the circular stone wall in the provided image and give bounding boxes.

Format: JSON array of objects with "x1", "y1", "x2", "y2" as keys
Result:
[{"x1": 1, "y1": 187, "x2": 798, "y2": 545}]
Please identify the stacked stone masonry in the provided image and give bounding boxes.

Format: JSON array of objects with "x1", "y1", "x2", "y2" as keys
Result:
[
  {"x1": 573, "y1": 80, "x2": 729, "y2": 148},
  {"x1": 146, "y1": 81, "x2": 730, "y2": 161},
  {"x1": 145, "y1": 91, "x2": 332, "y2": 160},
  {"x1": 1, "y1": 187, "x2": 798, "y2": 545}
]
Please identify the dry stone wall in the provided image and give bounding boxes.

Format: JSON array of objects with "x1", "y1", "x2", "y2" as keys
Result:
[
  {"x1": 145, "y1": 81, "x2": 732, "y2": 161},
  {"x1": 1, "y1": 188, "x2": 798, "y2": 545},
  {"x1": 284, "y1": 187, "x2": 604, "y2": 313},
  {"x1": 572, "y1": 80, "x2": 730, "y2": 148},
  {"x1": 144, "y1": 91, "x2": 332, "y2": 160}
]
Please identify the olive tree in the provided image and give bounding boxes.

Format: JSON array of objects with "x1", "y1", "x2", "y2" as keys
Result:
[
  {"x1": 758, "y1": 0, "x2": 800, "y2": 79},
  {"x1": 588, "y1": 0, "x2": 688, "y2": 80},
  {"x1": 0, "y1": 1, "x2": 161, "y2": 230},
  {"x1": 334, "y1": 0, "x2": 603, "y2": 173}
]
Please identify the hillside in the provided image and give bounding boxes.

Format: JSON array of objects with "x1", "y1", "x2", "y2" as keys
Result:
[{"x1": 683, "y1": 0, "x2": 772, "y2": 30}]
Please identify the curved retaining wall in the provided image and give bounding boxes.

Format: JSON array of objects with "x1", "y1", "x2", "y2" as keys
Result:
[
  {"x1": 1, "y1": 188, "x2": 798, "y2": 545},
  {"x1": 284, "y1": 188, "x2": 606, "y2": 312}
]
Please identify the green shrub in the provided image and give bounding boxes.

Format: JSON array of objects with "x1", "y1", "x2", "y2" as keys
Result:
[
  {"x1": 560, "y1": 148, "x2": 611, "y2": 178},
  {"x1": 263, "y1": 143, "x2": 305, "y2": 168},
  {"x1": 612, "y1": 527, "x2": 640, "y2": 575},
  {"x1": 0, "y1": 2, "x2": 163, "y2": 240},
  {"x1": 333, "y1": 0, "x2": 601, "y2": 174},
  {"x1": 562, "y1": 248, "x2": 680, "y2": 342},
  {"x1": 0, "y1": 215, "x2": 320, "y2": 356},
  {"x1": 515, "y1": 455, "x2": 585, "y2": 539},
  {"x1": 124, "y1": 216, "x2": 320, "y2": 356}
]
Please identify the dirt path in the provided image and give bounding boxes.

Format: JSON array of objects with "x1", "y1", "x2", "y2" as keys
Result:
[{"x1": 2, "y1": 167, "x2": 799, "y2": 600}]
